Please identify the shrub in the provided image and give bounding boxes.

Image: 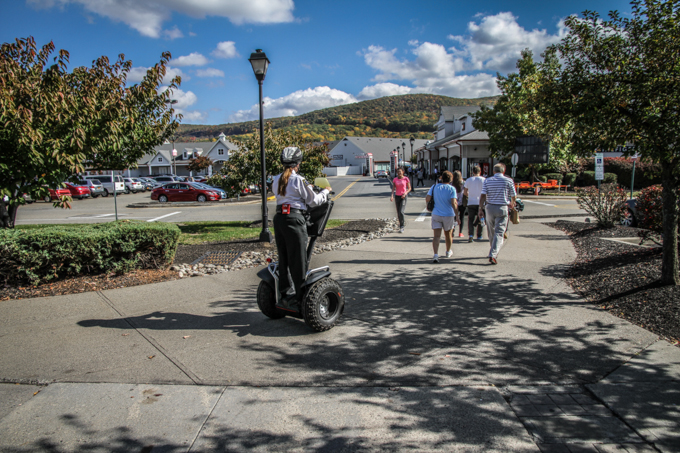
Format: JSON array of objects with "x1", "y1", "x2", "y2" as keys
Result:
[
  {"x1": 581, "y1": 157, "x2": 662, "y2": 189},
  {"x1": 635, "y1": 185, "x2": 665, "y2": 233},
  {"x1": 542, "y1": 173, "x2": 564, "y2": 183},
  {"x1": 0, "y1": 221, "x2": 180, "y2": 285},
  {"x1": 576, "y1": 184, "x2": 628, "y2": 228},
  {"x1": 537, "y1": 175, "x2": 547, "y2": 183},
  {"x1": 578, "y1": 171, "x2": 617, "y2": 186},
  {"x1": 604, "y1": 173, "x2": 618, "y2": 184},
  {"x1": 564, "y1": 173, "x2": 577, "y2": 187}
]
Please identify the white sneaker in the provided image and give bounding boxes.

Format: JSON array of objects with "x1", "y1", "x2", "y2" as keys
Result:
[
  {"x1": 400, "y1": 227, "x2": 404, "y2": 233},
  {"x1": 432, "y1": 254, "x2": 439, "y2": 263},
  {"x1": 445, "y1": 250, "x2": 453, "y2": 258}
]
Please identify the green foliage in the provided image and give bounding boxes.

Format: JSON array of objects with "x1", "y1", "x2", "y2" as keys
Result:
[
  {"x1": 542, "y1": 173, "x2": 564, "y2": 183},
  {"x1": 636, "y1": 185, "x2": 664, "y2": 232},
  {"x1": 576, "y1": 184, "x2": 628, "y2": 228},
  {"x1": 187, "y1": 155, "x2": 213, "y2": 173},
  {"x1": 533, "y1": 0, "x2": 680, "y2": 283},
  {"x1": 208, "y1": 123, "x2": 330, "y2": 198},
  {"x1": 564, "y1": 173, "x2": 578, "y2": 187},
  {"x1": 581, "y1": 157, "x2": 662, "y2": 189},
  {"x1": 0, "y1": 222, "x2": 180, "y2": 285},
  {"x1": 0, "y1": 37, "x2": 181, "y2": 228},
  {"x1": 578, "y1": 172, "x2": 618, "y2": 186},
  {"x1": 175, "y1": 94, "x2": 497, "y2": 142}
]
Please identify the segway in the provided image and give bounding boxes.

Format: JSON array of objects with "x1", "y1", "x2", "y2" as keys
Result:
[{"x1": 256, "y1": 182, "x2": 345, "y2": 332}]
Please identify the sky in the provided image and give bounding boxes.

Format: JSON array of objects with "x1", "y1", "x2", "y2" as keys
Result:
[{"x1": 2, "y1": 0, "x2": 632, "y2": 125}]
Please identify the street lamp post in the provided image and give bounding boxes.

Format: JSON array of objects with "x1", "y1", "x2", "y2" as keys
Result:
[
  {"x1": 396, "y1": 145, "x2": 401, "y2": 167},
  {"x1": 249, "y1": 49, "x2": 273, "y2": 243},
  {"x1": 409, "y1": 136, "x2": 415, "y2": 191},
  {"x1": 164, "y1": 99, "x2": 178, "y2": 177}
]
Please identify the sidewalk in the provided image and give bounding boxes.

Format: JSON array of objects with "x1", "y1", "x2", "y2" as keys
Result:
[{"x1": 0, "y1": 212, "x2": 678, "y2": 451}]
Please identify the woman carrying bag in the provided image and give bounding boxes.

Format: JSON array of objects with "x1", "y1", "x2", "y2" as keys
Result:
[{"x1": 425, "y1": 170, "x2": 459, "y2": 263}]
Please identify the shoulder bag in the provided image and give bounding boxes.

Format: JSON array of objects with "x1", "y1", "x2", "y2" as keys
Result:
[{"x1": 427, "y1": 183, "x2": 436, "y2": 212}]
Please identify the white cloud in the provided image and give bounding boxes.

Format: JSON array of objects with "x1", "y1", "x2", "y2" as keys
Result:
[
  {"x1": 28, "y1": 0, "x2": 295, "y2": 38},
  {"x1": 161, "y1": 87, "x2": 207, "y2": 123},
  {"x1": 357, "y1": 83, "x2": 414, "y2": 99},
  {"x1": 163, "y1": 26, "x2": 183, "y2": 40},
  {"x1": 359, "y1": 13, "x2": 565, "y2": 98},
  {"x1": 230, "y1": 86, "x2": 358, "y2": 122},
  {"x1": 212, "y1": 41, "x2": 240, "y2": 59},
  {"x1": 449, "y1": 12, "x2": 567, "y2": 72},
  {"x1": 196, "y1": 68, "x2": 225, "y2": 78},
  {"x1": 171, "y1": 52, "x2": 210, "y2": 67},
  {"x1": 127, "y1": 66, "x2": 189, "y2": 84}
]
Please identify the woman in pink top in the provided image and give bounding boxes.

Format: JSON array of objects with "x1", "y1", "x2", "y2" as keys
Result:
[{"x1": 390, "y1": 167, "x2": 412, "y2": 233}]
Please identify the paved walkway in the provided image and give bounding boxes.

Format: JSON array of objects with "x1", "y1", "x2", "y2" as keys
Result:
[{"x1": 0, "y1": 214, "x2": 678, "y2": 452}]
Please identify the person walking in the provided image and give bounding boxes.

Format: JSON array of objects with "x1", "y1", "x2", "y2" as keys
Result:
[
  {"x1": 463, "y1": 165, "x2": 486, "y2": 242},
  {"x1": 390, "y1": 167, "x2": 411, "y2": 233},
  {"x1": 416, "y1": 167, "x2": 424, "y2": 187},
  {"x1": 272, "y1": 147, "x2": 332, "y2": 308},
  {"x1": 425, "y1": 170, "x2": 459, "y2": 262},
  {"x1": 452, "y1": 170, "x2": 465, "y2": 238},
  {"x1": 478, "y1": 163, "x2": 516, "y2": 265}
]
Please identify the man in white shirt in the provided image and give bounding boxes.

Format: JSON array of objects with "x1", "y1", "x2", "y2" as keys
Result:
[
  {"x1": 463, "y1": 165, "x2": 486, "y2": 242},
  {"x1": 478, "y1": 163, "x2": 516, "y2": 264}
]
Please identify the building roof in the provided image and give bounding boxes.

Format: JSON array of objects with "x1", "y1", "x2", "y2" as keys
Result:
[
  {"x1": 438, "y1": 105, "x2": 482, "y2": 123},
  {"x1": 336, "y1": 136, "x2": 431, "y2": 161},
  {"x1": 454, "y1": 130, "x2": 489, "y2": 141},
  {"x1": 137, "y1": 137, "x2": 238, "y2": 166}
]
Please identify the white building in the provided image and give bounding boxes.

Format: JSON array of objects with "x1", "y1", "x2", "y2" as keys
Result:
[
  {"x1": 327, "y1": 136, "x2": 431, "y2": 175},
  {"x1": 415, "y1": 105, "x2": 496, "y2": 178}
]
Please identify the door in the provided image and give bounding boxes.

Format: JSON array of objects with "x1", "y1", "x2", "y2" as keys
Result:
[{"x1": 177, "y1": 183, "x2": 192, "y2": 201}]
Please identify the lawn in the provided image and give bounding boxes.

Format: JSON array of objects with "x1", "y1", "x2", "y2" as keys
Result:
[{"x1": 15, "y1": 220, "x2": 350, "y2": 245}]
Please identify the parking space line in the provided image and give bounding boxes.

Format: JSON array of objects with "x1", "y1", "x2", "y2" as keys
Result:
[
  {"x1": 147, "y1": 212, "x2": 181, "y2": 222},
  {"x1": 415, "y1": 208, "x2": 429, "y2": 222},
  {"x1": 522, "y1": 200, "x2": 557, "y2": 207}
]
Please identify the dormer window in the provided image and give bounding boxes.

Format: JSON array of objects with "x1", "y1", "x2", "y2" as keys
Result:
[
  {"x1": 183, "y1": 151, "x2": 188, "y2": 159},
  {"x1": 218, "y1": 149, "x2": 224, "y2": 156},
  {"x1": 462, "y1": 123, "x2": 466, "y2": 131},
  {"x1": 158, "y1": 157, "x2": 163, "y2": 162}
]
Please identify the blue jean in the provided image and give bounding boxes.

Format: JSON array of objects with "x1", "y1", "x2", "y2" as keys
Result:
[{"x1": 485, "y1": 204, "x2": 508, "y2": 259}]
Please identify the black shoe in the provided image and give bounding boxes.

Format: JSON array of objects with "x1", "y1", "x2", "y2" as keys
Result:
[{"x1": 279, "y1": 294, "x2": 300, "y2": 310}]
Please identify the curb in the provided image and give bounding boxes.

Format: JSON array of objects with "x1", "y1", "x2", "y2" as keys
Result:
[{"x1": 127, "y1": 196, "x2": 273, "y2": 208}]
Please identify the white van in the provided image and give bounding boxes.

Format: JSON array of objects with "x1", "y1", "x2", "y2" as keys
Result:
[{"x1": 85, "y1": 175, "x2": 125, "y2": 196}]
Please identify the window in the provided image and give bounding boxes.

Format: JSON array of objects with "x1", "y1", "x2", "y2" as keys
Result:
[
  {"x1": 462, "y1": 122, "x2": 466, "y2": 131},
  {"x1": 218, "y1": 149, "x2": 224, "y2": 155},
  {"x1": 183, "y1": 151, "x2": 188, "y2": 159},
  {"x1": 158, "y1": 157, "x2": 163, "y2": 162}
]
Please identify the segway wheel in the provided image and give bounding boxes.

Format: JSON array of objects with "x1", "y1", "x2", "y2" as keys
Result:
[
  {"x1": 302, "y1": 278, "x2": 345, "y2": 332},
  {"x1": 256, "y1": 281, "x2": 286, "y2": 319}
]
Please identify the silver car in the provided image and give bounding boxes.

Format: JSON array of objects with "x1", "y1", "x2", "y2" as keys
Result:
[{"x1": 123, "y1": 177, "x2": 144, "y2": 194}]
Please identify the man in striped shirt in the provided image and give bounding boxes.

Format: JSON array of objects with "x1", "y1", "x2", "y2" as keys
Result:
[{"x1": 478, "y1": 163, "x2": 516, "y2": 264}]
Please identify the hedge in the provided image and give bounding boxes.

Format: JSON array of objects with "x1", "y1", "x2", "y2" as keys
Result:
[
  {"x1": 0, "y1": 221, "x2": 180, "y2": 285},
  {"x1": 542, "y1": 173, "x2": 564, "y2": 183},
  {"x1": 578, "y1": 171, "x2": 617, "y2": 186},
  {"x1": 564, "y1": 173, "x2": 577, "y2": 187},
  {"x1": 582, "y1": 157, "x2": 662, "y2": 189}
]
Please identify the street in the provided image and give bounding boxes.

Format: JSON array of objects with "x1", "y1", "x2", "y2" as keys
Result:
[{"x1": 13, "y1": 175, "x2": 588, "y2": 225}]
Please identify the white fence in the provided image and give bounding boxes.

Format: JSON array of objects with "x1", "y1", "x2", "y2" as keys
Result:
[{"x1": 324, "y1": 166, "x2": 364, "y2": 176}]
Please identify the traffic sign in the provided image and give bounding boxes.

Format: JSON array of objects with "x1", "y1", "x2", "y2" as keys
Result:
[
  {"x1": 595, "y1": 152, "x2": 604, "y2": 180},
  {"x1": 511, "y1": 153, "x2": 519, "y2": 166}
]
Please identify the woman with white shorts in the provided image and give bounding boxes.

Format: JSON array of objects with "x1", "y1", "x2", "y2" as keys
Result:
[{"x1": 425, "y1": 170, "x2": 459, "y2": 263}]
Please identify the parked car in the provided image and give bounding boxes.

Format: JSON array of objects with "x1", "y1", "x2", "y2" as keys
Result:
[
  {"x1": 620, "y1": 198, "x2": 637, "y2": 227},
  {"x1": 151, "y1": 182, "x2": 220, "y2": 203},
  {"x1": 77, "y1": 178, "x2": 106, "y2": 198},
  {"x1": 375, "y1": 170, "x2": 389, "y2": 179},
  {"x1": 43, "y1": 186, "x2": 70, "y2": 202},
  {"x1": 194, "y1": 182, "x2": 227, "y2": 199},
  {"x1": 63, "y1": 182, "x2": 91, "y2": 200},
  {"x1": 122, "y1": 177, "x2": 144, "y2": 194},
  {"x1": 84, "y1": 175, "x2": 124, "y2": 196},
  {"x1": 136, "y1": 177, "x2": 155, "y2": 191}
]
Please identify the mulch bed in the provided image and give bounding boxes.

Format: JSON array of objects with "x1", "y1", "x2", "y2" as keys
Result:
[
  {"x1": 551, "y1": 220, "x2": 680, "y2": 344},
  {"x1": 0, "y1": 219, "x2": 387, "y2": 301}
]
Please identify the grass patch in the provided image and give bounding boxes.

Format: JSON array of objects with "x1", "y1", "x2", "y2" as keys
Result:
[
  {"x1": 16, "y1": 220, "x2": 350, "y2": 246},
  {"x1": 177, "y1": 219, "x2": 349, "y2": 245}
]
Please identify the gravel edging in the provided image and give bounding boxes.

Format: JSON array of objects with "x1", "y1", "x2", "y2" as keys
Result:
[{"x1": 170, "y1": 218, "x2": 399, "y2": 278}]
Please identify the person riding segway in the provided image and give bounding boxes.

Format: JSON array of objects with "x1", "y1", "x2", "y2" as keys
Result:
[{"x1": 256, "y1": 146, "x2": 346, "y2": 331}]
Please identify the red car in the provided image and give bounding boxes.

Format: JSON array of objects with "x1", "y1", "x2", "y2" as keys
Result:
[
  {"x1": 43, "y1": 186, "x2": 70, "y2": 202},
  {"x1": 63, "y1": 182, "x2": 91, "y2": 200},
  {"x1": 151, "y1": 182, "x2": 220, "y2": 203}
]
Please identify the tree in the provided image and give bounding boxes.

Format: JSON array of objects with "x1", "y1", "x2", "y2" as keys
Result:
[
  {"x1": 209, "y1": 123, "x2": 330, "y2": 197},
  {"x1": 0, "y1": 37, "x2": 181, "y2": 228},
  {"x1": 187, "y1": 155, "x2": 213, "y2": 174},
  {"x1": 533, "y1": 0, "x2": 680, "y2": 285},
  {"x1": 471, "y1": 50, "x2": 576, "y2": 181}
]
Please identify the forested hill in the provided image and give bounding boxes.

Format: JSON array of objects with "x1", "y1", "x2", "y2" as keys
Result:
[{"x1": 175, "y1": 94, "x2": 497, "y2": 143}]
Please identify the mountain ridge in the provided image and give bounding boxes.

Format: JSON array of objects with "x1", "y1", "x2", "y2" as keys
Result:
[{"x1": 176, "y1": 94, "x2": 497, "y2": 143}]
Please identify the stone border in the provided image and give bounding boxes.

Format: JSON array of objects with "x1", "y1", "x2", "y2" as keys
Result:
[{"x1": 170, "y1": 218, "x2": 400, "y2": 278}]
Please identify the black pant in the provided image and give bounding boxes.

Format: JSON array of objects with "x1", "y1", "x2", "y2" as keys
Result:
[
  {"x1": 395, "y1": 196, "x2": 407, "y2": 228},
  {"x1": 416, "y1": 177, "x2": 424, "y2": 187},
  {"x1": 274, "y1": 212, "x2": 308, "y2": 300},
  {"x1": 466, "y1": 205, "x2": 483, "y2": 237}
]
